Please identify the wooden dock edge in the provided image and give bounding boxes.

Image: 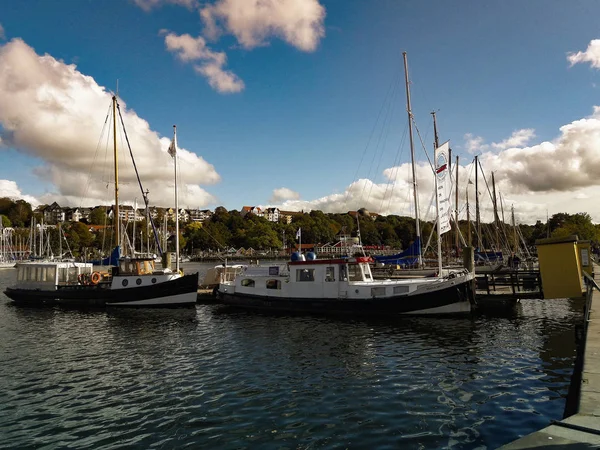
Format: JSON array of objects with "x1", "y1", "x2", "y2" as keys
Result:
[{"x1": 499, "y1": 266, "x2": 600, "y2": 448}]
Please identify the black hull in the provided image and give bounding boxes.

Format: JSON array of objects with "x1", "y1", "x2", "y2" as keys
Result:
[
  {"x1": 220, "y1": 279, "x2": 474, "y2": 316},
  {"x1": 4, "y1": 273, "x2": 199, "y2": 308}
]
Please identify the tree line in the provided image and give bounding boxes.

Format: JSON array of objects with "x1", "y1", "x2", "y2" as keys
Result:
[{"x1": 2, "y1": 197, "x2": 600, "y2": 258}]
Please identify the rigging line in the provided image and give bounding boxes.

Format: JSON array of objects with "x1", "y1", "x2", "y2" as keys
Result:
[
  {"x1": 344, "y1": 60, "x2": 402, "y2": 210},
  {"x1": 80, "y1": 104, "x2": 112, "y2": 205},
  {"x1": 381, "y1": 121, "x2": 408, "y2": 213},
  {"x1": 115, "y1": 101, "x2": 163, "y2": 255},
  {"x1": 358, "y1": 71, "x2": 397, "y2": 206},
  {"x1": 362, "y1": 69, "x2": 401, "y2": 206},
  {"x1": 476, "y1": 159, "x2": 497, "y2": 218},
  {"x1": 412, "y1": 119, "x2": 434, "y2": 170},
  {"x1": 368, "y1": 74, "x2": 401, "y2": 209}
]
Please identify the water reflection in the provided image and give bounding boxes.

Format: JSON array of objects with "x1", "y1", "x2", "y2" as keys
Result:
[{"x1": 0, "y1": 266, "x2": 583, "y2": 449}]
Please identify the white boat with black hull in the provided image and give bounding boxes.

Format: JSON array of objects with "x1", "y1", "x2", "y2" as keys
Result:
[
  {"x1": 3, "y1": 96, "x2": 199, "y2": 308},
  {"x1": 4, "y1": 258, "x2": 198, "y2": 307},
  {"x1": 217, "y1": 52, "x2": 476, "y2": 315},
  {"x1": 218, "y1": 255, "x2": 474, "y2": 315}
]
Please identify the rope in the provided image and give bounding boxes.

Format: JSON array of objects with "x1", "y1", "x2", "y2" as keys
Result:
[{"x1": 115, "y1": 101, "x2": 163, "y2": 255}]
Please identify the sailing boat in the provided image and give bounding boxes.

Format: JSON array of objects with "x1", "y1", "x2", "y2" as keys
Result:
[
  {"x1": 216, "y1": 53, "x2": 476, "y2": 315},
  {"x1": 4, "y1": 95, "x2": 199, "y2": 307},
  {"x1": 0, "y1": 219, "x2": 16, "y2": 269}
]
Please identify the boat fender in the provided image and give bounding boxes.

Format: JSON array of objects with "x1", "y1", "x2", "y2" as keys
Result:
[
  {"x1": 90, "y1": 272, "x2": 101, "y2": 285},
  {"x1": 178, "y1": 270, "x2": 184, "y2": 276}
]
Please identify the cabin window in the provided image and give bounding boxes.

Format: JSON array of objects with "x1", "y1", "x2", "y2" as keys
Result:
[
  {"x1": 266, "y1": 279, "x2": 281, "y2": 290},
  {"x1": 47, "y1": 266, "x2": 56, "y2": 282},
  {"x1": 296, "y1": 269, "x2": 315, "y2": 282},
  {"x1": 340, "y1": 265, "x2": 348, "y2": 281},
  {"x1": 371, "y1": 287, "x2": 386, "y2": 297},
  {"x1": 241, "y1": 279, "x2": 255, "y2": 287},
  {"x1": 325, "y1": 267, "x2": 335, "y2": 282},
  {"x1": 393, "y1": 286, "x2": 409, "y2": 295},
  {"x1": 122, "y1": 279, "x2": 129, "y2": 287},
  {"x1": 362, "y1": 264, "x2": 372, "y2": 280},
  {"x1": 17, "y1": 267, "x2": 24, "y2": 281},
  {"x1": 68, "y1": 267, "x2": 79, "y2": 283},
  {"x1": 347, "y1": 265, "x2": 363, "y2": 281},
  {"x1": 41, "y1": 267, "x2": 48, "y2": 282}
]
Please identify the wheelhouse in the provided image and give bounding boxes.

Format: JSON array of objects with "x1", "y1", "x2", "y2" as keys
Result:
[{"x1": 16, "y1": 262, "x2": 94, "y2": 289}]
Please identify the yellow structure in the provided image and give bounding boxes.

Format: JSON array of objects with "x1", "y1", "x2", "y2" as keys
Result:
[
  {"x1": 536, "y1": 235, "x2": 587, "y2": 299},
  {"x1": 577, "y1": 240, "x2": 593, "y2": 277}
]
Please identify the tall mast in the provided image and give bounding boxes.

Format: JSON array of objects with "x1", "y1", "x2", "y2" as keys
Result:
[
  {"x1": 431, "y1": 112, "x2": 443, "y2": 276},
  {"x1": 112, "y1": 95, "x2": 120, "y2": 251},
  {"x1": 492, "y1": 172, "x2": 500, "y2": 252},
  {"x1": 466, "y1": 189, "x2": 471, "y2": 247},
  {"x1": 455, "y1": 155, "x2": 459, "y2": 255},
  {"x1": 173, "y1": 125, "x2": 180, "y2": 273},
  {"x1": 475, "y1": 155, "x2": 481, "y2": 249},
  {"x1": 403, "y1": 52, "x2": 422, "y2": 267},
  {"x1": 511, "y1": 205, "x2": 518, "y2": 254}
]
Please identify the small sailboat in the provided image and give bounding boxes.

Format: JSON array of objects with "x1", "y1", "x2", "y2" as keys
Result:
[
  {"x1": 217, "y1": 53, "x2": 476, "y2": 315},
  {"x1": 0, "y1": 220, "x2": 16, "y2": 269},
  {"x1": 4, "y1": 96, "x2": 199, "y2": 307}
]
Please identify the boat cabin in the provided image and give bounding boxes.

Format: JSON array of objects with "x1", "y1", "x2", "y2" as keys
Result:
[
  {"x1": 288, "y1": 257, "x2": 374, "y2": 283},
  {"x1": 16, "y1": 262, "x2": 94, "y2": 289},
  {"x1": 116, "y1": 258, "x2": 157, "y2": 276}
]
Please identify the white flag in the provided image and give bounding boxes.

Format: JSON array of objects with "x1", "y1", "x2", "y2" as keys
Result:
[
  {"x1": 296, "y1": 228, "x2": 301, "y2": 239},
  {"x1": 435, "y1": 141, "x2": 452, "y2": 235},
  {"x1": 168, "y1": 138, "x2": 176, "y2": 158}
]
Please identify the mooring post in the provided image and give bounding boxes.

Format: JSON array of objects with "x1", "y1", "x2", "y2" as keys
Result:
[{"x1": 463, "y1": 246, "x2": 474, "y2": 274}]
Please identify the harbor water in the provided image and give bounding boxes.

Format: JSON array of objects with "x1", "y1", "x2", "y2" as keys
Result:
[{"x1": 0, "y1": 263, "x2": 583, "y2": 449}]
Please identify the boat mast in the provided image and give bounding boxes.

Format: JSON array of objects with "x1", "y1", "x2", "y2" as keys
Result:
[
  {"x1": 455, "y1": 155, "x2": 459, "y2": 256},
  {"x1": 402, "y1": 52, "x2": 422, "y2": 267},
  {"x1": 492, "y1": 172, "x2": 500, "y2": 252},
  {"x1": 511, "y1": 205, "x2": 518, "y2": 254},
  {"x1": 172, "y1": 125, "x2": 180, "y2": 274},
  {"x1": 466, "y1": 189, "x2": 471, "y2": 247},
  {"x1": 112, "y1": 95, "x2": 120, "y2": 252},
  {"x1": 431, "y1": 111, "x2": 443, "y2": 275},
  {"x1": 475, "y1": 155, "x2": 481, "y2": 249}
]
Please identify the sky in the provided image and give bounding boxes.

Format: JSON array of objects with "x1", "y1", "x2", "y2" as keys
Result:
[{"x1": 1, "y1": 0, "x2": 600, "y2": 225}]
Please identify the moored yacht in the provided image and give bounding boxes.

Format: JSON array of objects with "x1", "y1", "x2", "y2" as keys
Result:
[
  {"x1": 217, "y1": 254, "x2": 475, "y2": 315},
  {"x1": 4, "y1": 257, "x2": 198, "y2": 307}
]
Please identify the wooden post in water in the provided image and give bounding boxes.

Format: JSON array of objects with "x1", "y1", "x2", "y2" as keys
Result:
[{"x1": 463, "y1": 246, "x2": 475, "y2": 274}]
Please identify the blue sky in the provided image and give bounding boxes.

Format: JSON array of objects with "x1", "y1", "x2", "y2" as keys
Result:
[{"x1": 1, "y1": 0, "x2": 600, "y2": 224}]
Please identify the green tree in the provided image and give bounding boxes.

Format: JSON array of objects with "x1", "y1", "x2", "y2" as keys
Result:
[{"x1": 89, "y1": 207, "x2": 108, "y2": 225}]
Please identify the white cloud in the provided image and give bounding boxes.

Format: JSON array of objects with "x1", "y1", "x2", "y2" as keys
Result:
[
  {"x1": 133, "y1": 0, "x2": 198, "y2": 12},
  {"x1": 568, "y1": 39, "x2": 600, "y2": 69},
  {"x1": 163, "y1": 31, "x2": 244, "y2": 93},
  {"x1": 491, "y1": 128, "x2": 535, "y2": 150},
  {"x1": 0, "y1": 180, "x2": 39, "y2": 206},
  {"x1": 270, "y1": 187, "x2": 300, "y2": 203},
  {"x1": 463, "y1": 133, "x2": 487, "y2": 154},
  {"x1": 200, "y1": 0, "x2": 326, "y2": 52},
  {"x1": 274, "y1": 105, "x2": 600, "y2": 224},
  {"x1": 0, "y1": 38, "x2": 220, "y2": 208},
  {"x1": 0, "y1": 23, "x2": 5, "y2": 41}
]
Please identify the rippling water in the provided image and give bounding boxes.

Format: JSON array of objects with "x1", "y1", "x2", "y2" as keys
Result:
[{"x1": 0, "y1": 263, "x2": 582, "y2": 449}]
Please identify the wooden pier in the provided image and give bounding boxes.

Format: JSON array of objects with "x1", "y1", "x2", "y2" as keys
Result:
[{"x1": 475, "y1": 269, "x2": 544, "y2": 303}]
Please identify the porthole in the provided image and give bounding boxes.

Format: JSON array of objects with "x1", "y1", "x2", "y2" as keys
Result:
[
  {"x1": 122, "y1": 279, "x2": 129, "y2": 287},
  {"x1": 151, "y1": 278, "x2": 157, "y2": 284},
  {"x1": 136, "y1": 278, "x2": 142, "y2": 285}
]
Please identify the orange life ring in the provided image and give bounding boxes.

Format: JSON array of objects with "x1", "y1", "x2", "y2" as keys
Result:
[{"x1": 90, "y1": 272, "x2": 101, "y2": 285}]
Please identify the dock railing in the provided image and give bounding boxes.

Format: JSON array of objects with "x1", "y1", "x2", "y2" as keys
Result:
[{"x1": 475, "y1": 270, "x2": 543, "y2": 298}]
